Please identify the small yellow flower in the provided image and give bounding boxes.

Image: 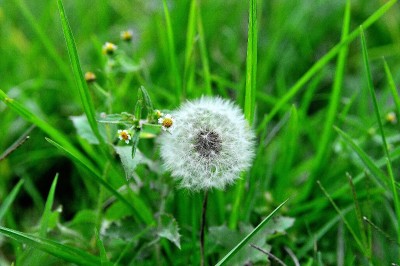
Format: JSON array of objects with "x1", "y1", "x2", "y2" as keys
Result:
[
  {"x1": 102, "y1": 42, "x2": 117, "y2": 55},
  {"x1": 158, "y1": 114, "x2": 174, "y2": 132},
  {"x1": 118, "y1": 130, "x2": 131, "y2": 144},
  {"x1": 386, "y1": 112, "x2": 397, "y2": 124},
  {"x1": 84, "y1": 71, "x2": 96, "y2": 83},
  {"x1": 120, "y1": 30, "x2": 133, "y2": 42}
]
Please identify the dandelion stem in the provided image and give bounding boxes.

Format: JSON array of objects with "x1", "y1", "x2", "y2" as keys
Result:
[{"x1": 200, "y1": 190, "x2": 209, "y2": 266}]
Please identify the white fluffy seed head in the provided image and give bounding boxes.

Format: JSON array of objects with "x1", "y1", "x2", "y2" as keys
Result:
[{"x1": 159, "y1": 97, "x2": 255, "y2": 191}]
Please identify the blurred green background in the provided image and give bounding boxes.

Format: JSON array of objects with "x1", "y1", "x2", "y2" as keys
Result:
[{"x1": 1, "y1": 0, "x2": 400, "y2": 265}]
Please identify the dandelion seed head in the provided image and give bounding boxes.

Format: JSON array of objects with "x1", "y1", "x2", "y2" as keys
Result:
[{"x1": 159, "y1": 97, "x2": 255, "y2": 190}]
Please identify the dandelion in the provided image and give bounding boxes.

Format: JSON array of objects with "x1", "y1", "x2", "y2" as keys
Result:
[
  {"x1": 158, "y1": 114, "x2": 175, "y2": 132},
  {"x1": 102, "y1": 42, "x2": 117, "y2": 55},
  {"x1": 120, "y1": 30, "x2": 133, "y2": 42},
  {"x1": 118, "y1": 129, "x2": 131, "y2": 144},
  {"x1": 159, "y1": 97, "x2": 255, "y2": 190},
  {"x1": 84, "y1": 71, "x2": 96, "y2": 83}
]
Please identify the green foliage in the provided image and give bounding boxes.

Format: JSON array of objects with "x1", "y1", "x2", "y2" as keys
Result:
[{"x1": 1, "y1": 0, "x2": 400, "y2": 265}]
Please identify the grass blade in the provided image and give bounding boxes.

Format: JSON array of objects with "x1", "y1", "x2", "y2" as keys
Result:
[
  {"x1": 57, "y1": 0, "x2": 104, "y2": 146},
  {"x1": 0, "y1": 180, "x2": 24, "y2": 222},
  {"x1": 334, "y1": 126, "x2": 387, "y2": 187},
  {"x1": 317, "y1": 181, "x2": 365, "y2": 255},
  {"x1": 45, "y1": 138, "x2": 155, "y2": 225},
  {"x1": 39, "y1": 174, "x2": 58, "y2": 237},
  {"x1": 0, "y1": 89, "x2": 74, "y2": 151},
  {"x1": 244, "y1": 0, "x2": 258, "y2": 124},
  {"x1": 256, "y1": 0, "x2": 398, "y2": 134},
  {"x1": 229, "y1": 0, "x2": 258, "y2": 230},
  {"x1": 217, "y1": 198, "x2": 289, "y2": 266},
  {"x1": 303, "y1": 0, "x2": 351, "y2": 200},
  {"x1": 0, "y1": 226, "x2": 101, "y2": 266},
  {"x1": 383, "y1": 58, "x2": 400, "y2": 121},
  {"x1": 197, "y1": 2, "x2": 212, "y2": 96},
  {"x1": 361, "y1": 29, "x2": 400, "y2": 254},
  {"x1": 161, "y1": 0, "x2": 182, "y2": 101}
]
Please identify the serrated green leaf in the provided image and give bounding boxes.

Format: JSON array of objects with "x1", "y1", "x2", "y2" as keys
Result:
[
  {"x1": 70, "y1": 115, "x2": 109, "y2": 144},
  {"x1": 113, "y1": 146, "x2": 147, "y2": 180},
  {"x1": 97, "y1": 113, "x2": 136, "y2": 125},
  {"x1": 157, "y1": 214, "x2": 181, "y2": 249}
]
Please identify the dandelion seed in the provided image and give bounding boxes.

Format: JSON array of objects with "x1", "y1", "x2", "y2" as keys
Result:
[
  {"x1": 159, "y1": 97, "x2": 255, "y2": 190},
  {"x1": 102, "y1": 42, "x2": 117, "y2": 55},
  {"x1": 158, "y1": 114, "x2": 175, "y2": 132},
  {"x1": 118, "y1": 129, "x2": 131, "y2": 144},
  {"x1": 120, "y1": 30, "x2": 133, "y2": 42},
  {"x1": 84, "y1": 71, "x2": 96, "y2": 83}
]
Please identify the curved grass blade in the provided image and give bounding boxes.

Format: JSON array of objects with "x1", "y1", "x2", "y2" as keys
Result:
[
  {"x1": 57, "y1": 0, "x2": 104, "y2": 146},
  {"x1": 0, "y1": 180, "x2": 24, "y2": 222},
  {"x1": 256, "y1": 0, "x2": 398, "y2": 134},
  {"x1": 334, "y1": 126, "x2": 387, "y2": 187},
  {"x1": 0, "y1": 226, "x2": 102, "y2": 266},
  {"x1": 216, "y1": 198, "x2": 289, "y2": 266},
  {"x1": 45, "y1": 138, "x2": 154, "y2": 225}
]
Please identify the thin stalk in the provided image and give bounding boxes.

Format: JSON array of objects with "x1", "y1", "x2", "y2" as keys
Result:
[{"x1": 200, "y1": 190, "x2": 209, "y2": 266}]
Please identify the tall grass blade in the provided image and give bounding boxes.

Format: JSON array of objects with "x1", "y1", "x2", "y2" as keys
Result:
[
  {"x1": 361, "y1": 28, "x2": 400, "y2": 254},
  {"x1": 0, "y1": 180, "x2": 24, "y2": 222},
  {"x1": 0, "y1": 226, "x2": 102, "y2": 266},
  {"x1": 162, "y1": 0, "x2": 182, "y2": 100},
  {"x1": 383, "y1": 58, "x2": 400, "y2": 121},
  {"x1": 229, "y1": 0, "x2": 258, "y2": 230},
  {"x1": 57, "y1": 0, "x2": 104, "y2": 146},
  {"x1": 256, "y1": 0, "x2": 398, "y2": 133},
  {"x1": 304, "y1": 0, "x2": 351, "y2": 200},
  {"x1": 45, "y1": 138, "x2": 154, "y2": 225},
  {"x1": 244, "y1": 0, "x2": 258, "y2": 124},
  {"x1": 39, "y1": 174, "x2": 58, "y2": 237},
  {"x1": 217, "y1": 198, "x2": 288, "y2": 266},
  {"x1": 197, "y1": 3, "x2": 212, "y2": 96}
]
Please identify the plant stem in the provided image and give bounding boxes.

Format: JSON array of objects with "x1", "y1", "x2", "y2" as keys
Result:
[{"x1": 200, "y1": 190, "x2": 209, "y2": 266}]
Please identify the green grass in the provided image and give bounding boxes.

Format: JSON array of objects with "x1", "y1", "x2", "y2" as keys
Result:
[{"x1": 1, "y1": 0, "x2": 400, "y2": 265}]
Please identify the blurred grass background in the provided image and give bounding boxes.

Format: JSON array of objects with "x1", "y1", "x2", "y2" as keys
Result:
[{"x1": 1, "y1": 0, "x2": 400, "y2": 265}]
